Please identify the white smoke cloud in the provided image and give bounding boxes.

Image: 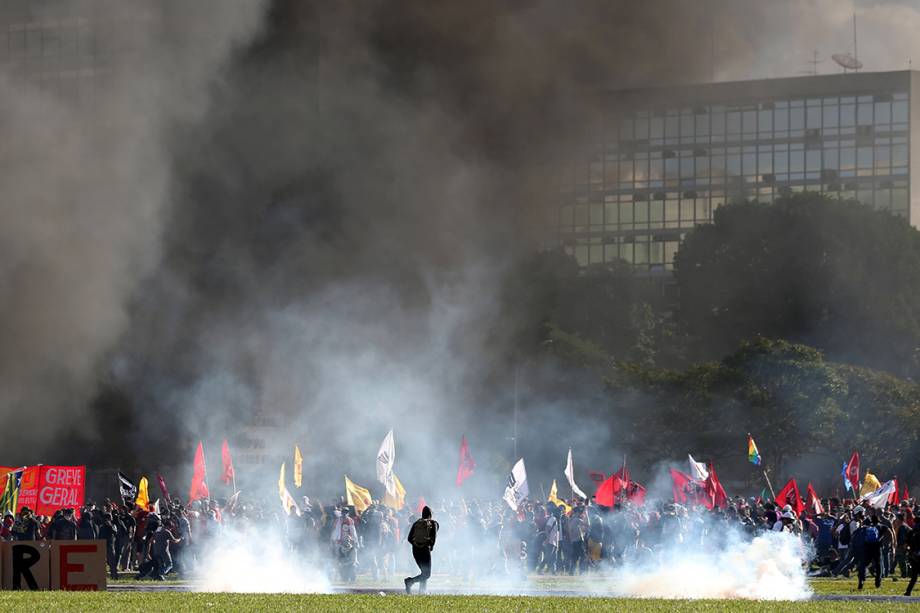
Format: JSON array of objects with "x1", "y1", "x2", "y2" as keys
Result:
[
  {"x1": 194, "y1": 522, "x2": 331, "y2": 593},
  {"x1": 605, "y1": 531, "x2": 812, "y2": 600}
]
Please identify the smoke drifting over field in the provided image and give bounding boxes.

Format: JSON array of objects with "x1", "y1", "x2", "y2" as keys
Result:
[{"x1": 2, "y1": 0, "x2": 920, "y2": 497}]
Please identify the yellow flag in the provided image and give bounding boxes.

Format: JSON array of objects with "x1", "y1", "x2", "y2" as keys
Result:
[
  {"x1": 345, "y1": 475, "x2": 372, "y2": 513},
  {"x1": 278, "y1": 462, "x2": 300, "y2": 516},
  {"x1": 860, "y1": 471, "x2": 881, "y2": 497},
  {"x1": 294, "y1": 446, "x2": 303, "y2": 488},
  {"x1": 383, "y1": 472, "x2": 406, "y2": 510},
  {"x1": 135, "y1": 476, "x2": 150, "y2": 510},
  {"x1": 548, "y1": 479, "x2": 572, "y2": 514}
]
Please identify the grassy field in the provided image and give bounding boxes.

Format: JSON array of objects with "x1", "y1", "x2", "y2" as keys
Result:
[
  {"x1": 0, "y1": 593, "x2": 917, "y2": 613},
  {"x1": 106, "y1": 574, "x2": 911, "y2": 593},
  {"x1": 810, "y1": 576, "x2": 913, "y2": 597}
]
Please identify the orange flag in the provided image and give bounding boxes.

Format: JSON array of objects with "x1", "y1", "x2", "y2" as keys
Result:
[{"x1": 189, "y1": 441, "x2": 210, "y2": 502}]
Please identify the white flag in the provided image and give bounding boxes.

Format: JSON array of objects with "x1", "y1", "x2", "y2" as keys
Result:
[
  {"x1": 564, "y1": 448, "x2": 587, "y2": 500},
  {"x1": 688, "y1": 454, "x2": 709, "y2": 481},
  {"x1": 862, "y1": 479, "x2": 896, "y2": 509},
  {"x1": 376, "y1": 429, "x2": 397, "y2": 497},
  {"x1": 503, "y1": 458, "x2": 529, "y2": 511}
]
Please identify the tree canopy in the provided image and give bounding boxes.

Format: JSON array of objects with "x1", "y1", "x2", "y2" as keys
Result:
[{"x1": 675, "y1": 192, "x2": 920, "y2": 380}]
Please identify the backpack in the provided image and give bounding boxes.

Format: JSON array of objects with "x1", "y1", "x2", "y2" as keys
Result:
[
  {"x1": 865, "y1": 526, "x2": 879, "y2": 544},
  {"x1": 839, "y1": 523, "x2": 851, "y2": 546},
  {"x1": 411, "y1": 519, "x2": 435, "y2": 547}
]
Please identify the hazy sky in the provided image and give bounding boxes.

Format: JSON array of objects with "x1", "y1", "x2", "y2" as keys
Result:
[{"x1": 716, "y1": 0, "x2": 920, "y2": 81}]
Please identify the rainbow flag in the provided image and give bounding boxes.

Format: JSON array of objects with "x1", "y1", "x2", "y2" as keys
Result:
[{"x1": 747, "y1": 435, "x2": 762, "y2": 466}]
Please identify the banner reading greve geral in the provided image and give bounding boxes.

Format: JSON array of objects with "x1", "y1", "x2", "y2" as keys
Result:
[{"x1": 12, "y1": 466, "x2": 86, "y2": 516}]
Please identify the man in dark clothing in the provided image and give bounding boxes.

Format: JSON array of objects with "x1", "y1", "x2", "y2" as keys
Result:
[
  {"x1": 48, "y1": 509, "x2": 78, "y2": 540},
  {"x1": 97, "y1": 513, "x2": 122, "y2": 579},
  {"x1": 904, "y1": 524, "x2": 920, "y2": 596},
  {"x1": 855, "y1": 516, "x2": 882, "y2": 590},
  {"x1": 11, "y1": 508, "x2": 41, "y2": 541},
  {"x1": 135, "y1": 524, "x2": 180, "y2": 581},
  {"x1": 77, "y1": 509, "x2": 98, "y2": 540},
  {"x1": 404, "y1": 506, "x2": 439, "y2": 594}
]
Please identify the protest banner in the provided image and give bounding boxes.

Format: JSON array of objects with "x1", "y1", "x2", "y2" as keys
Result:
[{"x1": 15, "y1": 466, "x2": 85, "y2": 517}]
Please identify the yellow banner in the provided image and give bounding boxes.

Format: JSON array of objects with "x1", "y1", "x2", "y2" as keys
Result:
[
  {"x1": 383, "y1": 473, "x2": 406, "y2": 510},
  {"x1": 345, "y1": 475, "x2": 372, "y2": 513},
  {"x1": 294, "y1": 446, "x2": 303, "y2": 488}
]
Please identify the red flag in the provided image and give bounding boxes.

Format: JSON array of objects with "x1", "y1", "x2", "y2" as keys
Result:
[
  {"x1": 595, "y1": 475, "x2": 624, "y2": 507},
  {"x1": 670, "y1": 468, "x2": 692, "y2": 504},
  {"x1": 220, "y1": 439, "x2": 235, "y2": 486},
  {"x1": 902, "y1": 483, "x2": 910, "y2": 502},
  {"x1": 189, "y1": 441, "x2": 210, "y2": 502},
  {"x1": 416, "y1": 496, "x2": 427, "y2": 515},
  {"x1": 806, "y1": 483, "x2": 824, "y2": 515},
  {"x1": 704, "y1": 464, "x2": 728, "y2": 509},
  {"x1": 670, "y1": 468, "x2": 709, "y2": 507},
  {"x1": 889, "y1": 479, "x2": 900, "y2": 506},
  {"x1": 625, "y1": 481, "x2": 646, "y2": 506},
  {"x1": 456, "y1": 435, "x2": 475, "y2": 486},
  {"x1": 846, "y1": 451, "x2": 860, "y2": 493},
  {"x1": 775, "y1": 478, "x2": 805, "y2": 518},
  {"x1": 588, "y1": 471, "x2": 607, "y2": 484},
  {"x1": 156, "y1": 472, "x2": 171, "y2": 501}
]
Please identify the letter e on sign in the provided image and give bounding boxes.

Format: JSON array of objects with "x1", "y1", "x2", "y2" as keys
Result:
[{"x1": 50, "y1": 541, "x2": 106, "y2": 591}]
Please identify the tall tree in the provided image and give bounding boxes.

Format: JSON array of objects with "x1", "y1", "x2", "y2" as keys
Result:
[{"x1": 675, "y1": 193, "x2": 920, "y2": 379}]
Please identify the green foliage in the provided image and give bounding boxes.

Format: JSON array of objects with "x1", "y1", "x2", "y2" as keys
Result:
[
  {"x1": 508, "y1": 250, "x2": 680, "y2": 366},
  {"x1": 608, "y1": 338, "x2": 920, "y2": 487},
  {"x1": 675, "y1": 192, "x2": 920, "y2": 380}
]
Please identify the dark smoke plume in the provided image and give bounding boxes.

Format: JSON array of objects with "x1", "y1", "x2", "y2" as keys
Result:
[{"x1": 3, "y1": 0, "x2": 919, "y2": 498}]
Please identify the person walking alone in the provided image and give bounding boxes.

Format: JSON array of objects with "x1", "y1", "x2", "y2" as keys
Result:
[{"x1": 405, "y1": 506, "x2": 438, "y2": 594}]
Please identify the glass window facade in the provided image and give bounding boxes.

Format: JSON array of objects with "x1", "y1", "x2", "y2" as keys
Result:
[{"x1": 550, "y1": 77, "x2": 913, "y2": 272}]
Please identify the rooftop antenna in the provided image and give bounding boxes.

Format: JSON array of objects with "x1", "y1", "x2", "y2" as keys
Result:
[
  {"x1": 853, "y1": 12, "x2": 858, "y2": 71},
  {"x1": 799, "y1": 50, "x2": 822, "y2": 76},
  {"x1": 832, "y1": 12, "x2": 863, "y2": 74}
]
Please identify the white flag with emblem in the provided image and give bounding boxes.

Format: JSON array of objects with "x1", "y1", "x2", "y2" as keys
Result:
[
  {"x1": 862, "y1": 479, "x2": 896, "y2": 509},
  {"x1": 502, "y1": 458, "x2": 529, "y2": 511},
  {"x1": 376, "y1": 429, "x2": 397, "y2": 497}
]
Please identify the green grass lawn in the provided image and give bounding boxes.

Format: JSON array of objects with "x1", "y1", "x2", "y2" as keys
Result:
[
  {"x1": 810, "y1": 576, "x2": 913, "y2": 596},
  {"x1": 0, "y1": 593, "x2": 915, "y2": 612}
]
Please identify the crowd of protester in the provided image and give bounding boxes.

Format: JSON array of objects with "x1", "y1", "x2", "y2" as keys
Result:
[{"x1": 2, "y1": 491, "x2": 920, "y2": 595}]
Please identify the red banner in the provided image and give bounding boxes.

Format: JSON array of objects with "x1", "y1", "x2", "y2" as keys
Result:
[
  {"x1": 16, "y1": 466, "x2": 85, "y2": 517},
  {"x1": 0, "y1": 466, "x2": 14, "y2": 496}
]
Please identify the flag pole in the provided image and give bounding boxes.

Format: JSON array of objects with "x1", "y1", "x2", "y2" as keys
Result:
[{"x1": 762, "y1": 469, "x2": 776, "y2": 500}]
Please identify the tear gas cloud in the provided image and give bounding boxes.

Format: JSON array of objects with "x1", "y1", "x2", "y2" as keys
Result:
[
  {"x1": 2, "y1": 0, "x2": 920, "y2": 499},
  {"x1": 195, "y1": 524, "x2": 329, "y2": 593},
  {"x1": 600, "y1": 530, "x2": 811, "y2": 600}
]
